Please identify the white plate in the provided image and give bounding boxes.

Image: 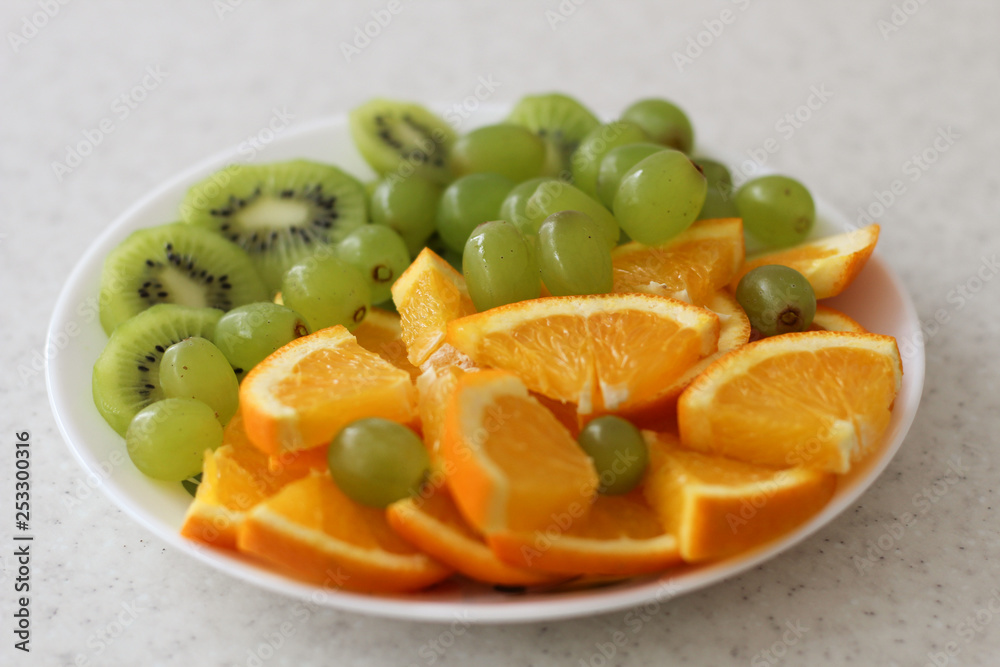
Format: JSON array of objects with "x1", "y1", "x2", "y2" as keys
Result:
[{"x1": 46, "y1": 108, "x2": 925, "y2": 624}]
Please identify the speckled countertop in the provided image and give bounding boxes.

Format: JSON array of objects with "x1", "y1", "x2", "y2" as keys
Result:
[{"x1": 3, "y1": 1, "x2": 998, "y2": 665}]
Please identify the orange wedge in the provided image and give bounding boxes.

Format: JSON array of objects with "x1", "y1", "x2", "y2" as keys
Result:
[
  {"x1": 625, "y1": 290, "x2": 751, "y2": 428},
  {"x1": 729, "y1": 225, "x2": 879, "y2": 299},
  {"x1": 447, "y1": 294, "x2": 719, "y2": 415},
  {"x1": 810, "y1": 305, "x2": 867, "y2": 333},
  {"x1": 612, "y1": 218, "x2": 744, "y2": 305},
  {"x1": 487, "y1": 492, "x2": 681, "y2": 575},
  {"x1": 441, "y1": 370, "x2": 598, "y2": 535},
  {"x1": 392, "y1": 248, "x2": 476, "y2": 366},
  {"x1": 678, "y1": 331, "x2": 902, "y2": 473},
  {"x1": 238, "y1": 472, "x2": 452, "y2": 593},
  {"x1": 240, "y1": 326, "x2": 417, "y2": 455},
  {"x1": 354, "y1": 307, "x2": 420, "y2": 380},
  {"x1": 415, "y1": 364, "x2": 467, "y2": 469},
  {"x1": 643, "y1": 432, "x2": 836, "y2": 562},
  {"x1": 387, "y1": 487, "x2": 562, "y2": 586},
  {"x1": 180, "y1": 412, "x2": 308, "y2": 549}
]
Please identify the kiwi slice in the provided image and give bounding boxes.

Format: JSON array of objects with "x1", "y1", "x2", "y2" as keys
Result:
[
  {"x1": 181, "y1": 160, "x2": 367, "y2": 291},
  {"x1": 92, "y1": 304, "x2": 223, "y2": 436},
  {"x1": 349, "y1": 99, "x2": 456, "y2": 184},
  {"x1": 99, "y1": 222, "x2": 268, "y2": 335},
  {"x1": 506, "y1": 93, "x2": 601, "y2": 179}
]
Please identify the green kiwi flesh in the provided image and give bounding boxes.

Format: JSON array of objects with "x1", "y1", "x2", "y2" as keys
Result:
[
  {"x1": 506, "y1": 93, "x2": 601, "y2": 178},
  {"x1": 181, "y1": 160, "x2": 368, "y2": 292},
  {"x1": 349, "y1": 99, "x2": 456, "y2": 184},
  {"x1": 92, "y1": 304, "x2": 223, "y2": 436},
  {"x1": 99, "y1": 222, "x2": 268, "y2": 335}
]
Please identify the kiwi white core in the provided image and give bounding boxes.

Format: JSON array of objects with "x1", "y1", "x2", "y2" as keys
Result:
[
  {"x1": 237, "y1": 198, "x2": 311, "y2": 229},
  {"x1": 159, "y1": 267, "x2": 210, "y2": 308}
]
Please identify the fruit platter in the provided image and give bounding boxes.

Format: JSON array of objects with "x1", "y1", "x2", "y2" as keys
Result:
[{"x1": 47, "y1": 95, "x2": 924, "y2": 622}]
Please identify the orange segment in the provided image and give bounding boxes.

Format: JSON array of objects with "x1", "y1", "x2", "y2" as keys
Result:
[
  {"x1": 416, "y1": 365, "x2": 467, "y2": 469},
  {"x1": 442, "y1": 370, "x2": 598, "y2": 534},
  {"x1": 612, "y1": 218, "x2": 744, "y2": 305},
  {"x1": 810, "y1": 305, "x2": 867, "y2": 333},
  {"x1": 487, "y1": 492, "x2": 681, "y2": 576},
  {"x1": 678, "y1": 331, "x2": 902, "y2": 473},
  {"x1": 625, "y1": 291, "x2": 751, "y2": 428},
  {"x1": 387, "y1": 487, "x2": 563, "y2": 586},
  {"x1": 240, "y1": 326, "x2": 417, "y2": 455},
  {"x1": 238, "y1": 472, "x2": 451, "y2": 593},
  {"x1": 447, "y1": 294, "x2": 719, "y2": 415},
  {"x1": 392, "y1": 248, "x2": 476, "y2": 366},
  {"x1": 354, "y1": 307, "x2": 420, "y2": 380},
  {"x1": 729, "y1": 225, "x2": 879, "y2": 299},
  {"x1": 643, "y1": 432, "x2": 836, "y2": 562},
  {"x1": 181, "y1": 412, "x2": 308, "y2": 549}
]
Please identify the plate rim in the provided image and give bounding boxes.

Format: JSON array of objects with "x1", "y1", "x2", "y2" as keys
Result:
[{"x1": 45, "y1": 111, "x2": 926, "y2": 624}]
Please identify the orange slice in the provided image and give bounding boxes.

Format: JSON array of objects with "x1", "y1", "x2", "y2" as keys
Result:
[
  {"x1": 487, "y1": 492, "x2": 681, "y2": 576},
  {"x1": 643, "y1": 432, "x2": 836, "y2": 562},
  {"x1": 392, "y1": 248, "x2": 476, "y2": 366},
  {"x1": 625, "y1": 290, "x2": 751, "y2": 428},
  {"x1": 441, "y1": 370, "x2": 598, "y2": 534},
  {"x1": 612, "y1": 218, "x2": 744, "y2": 305},
  {"x1": 810, "y1": 305, "x2": 867, "y2": 333},
  {"x1": 240, "y1": 326, "x2": 417, "y2": 455},
  {"x1": 415, "y1": 364, "x2": 467, "y2": 469},
  {"x1": 447, "y1": 294, "x2": 719, "y2": 415},
  {"x1": 678, "y1": 331, "x2": 902, "y2": 473},
  {"x1": 729, "y1": 225, "x2": 879, "y2": 299},
  {"x1": 354, "y1": 307, "x2": 420, "y2": 380},
  {"x1": 238, "y1": 472, "x2": 451, "y2": 593},
  {"x1": 387, "y1": 487, "x2": 562, "y2": 586},
  {"x1": 180, "y1": 412, "x2": 308, "y2": 549}
]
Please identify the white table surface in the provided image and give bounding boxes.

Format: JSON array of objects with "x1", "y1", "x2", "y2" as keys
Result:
[{"x1": 3, "y1": 1, "x2": 999, "y2": 664}]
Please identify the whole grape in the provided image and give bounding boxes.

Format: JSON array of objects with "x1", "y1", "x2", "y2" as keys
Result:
[
  {"x1": 159, "y1": 337, "x2": 239, "y2": 424},
  {"x1": 576, "y1": 416, "x2": 648, "y2": 495},
  {"x1": 214, "y1": 302, "x2": 310, "y2": 377},
  {"x1": 126, "y1": 398, "x2": 223, "y2": 481},
  {"x1": 736, "y1": 175, "x2": 815, "y2": 248},
  {"x1": 370, "y1": 175, "x2": 442, "y2": 256},
  {"x1": 621, "y1": 98, "x2": 694, "y2": 153},
  {"x1": 327, "y1": 418, "x2": 430, "y2": 508},
  {"x1": 463, "y1": 220, "x2": 540, "y2": 311},
  {"x1": 436, "y1": 173, "x2": 516, "y2": 253},
  {"x1": 735, "y1": 265, "x2": 817, "y2": 338},
  {"x1": 537, "y1": 211, "x2": 613, "y2": 296},
  {"x1": 337, "y1": 224, "x2": 411, "y2": 304},
  {"x1": 281, "y1": 254, "x2": 371, "y2": 332},
  {"x1": 612, "y1": 149, "x2": 707, "y2": 245}
]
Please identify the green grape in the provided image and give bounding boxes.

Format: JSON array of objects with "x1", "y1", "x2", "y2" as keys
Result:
[
  {"x1": 693, "y1": 157, "x2": 739, "y2": 220},
  {"x1": 281, "y1": 254, "x2": 371, "y2": 332},
  {"x1": 451, "y1": 124, "x2": 548, "y2": 182},
  {"x1": 159, "y1": 337, "x2": 239, "y2": 424},
  {"x1": 570, "y1": 120, "x2": 649, "y2": 199},
  {"x1": 595, "y1": 142, "x2": 665, "y2": 208},
  {"x1": 735, "y1": 265, "x2": 816, "y2": 337},
  {"x1": 736, "y1": 175, "x2": 816, "y2": 248},
  {"x1": 463, "y1": 220, "x2": 540, "y2": 311},
  {"x1": 126, "y1": 398, "x2": 223, "y2": 481},
  {"x1": 576, "y1": 416, "x2": 648, "y2": 495},
  {"x1": 537, "y1": 211, "x2": 613, "y2": 296},
  {"x1": 370, "y1": 175, "x2": 443, "y2": 256},
  {"x1": 327, "y1": 418, "x2": 430, "y2": 508},
  {"x1": 337, "y1": 224, "x2": 411, "y2": 304},
  {"x1": 613, "y1": 149, "x2": 707, "y2": 246},
  {"x1": 523, "y1": 181, "x2": 619, "y2": 248},
  {"x1": 436, "y1": 173, "x2": 516, "y2": 254},
  {"x1": 498, "y1": 177, "x2": 557, "y2": 237},
  {"x1": 621, "y1": 98, "x2": 695, "y2": 153},
  {"x1": 213, "y1": 302, "x2": 310, "y2": 378}
]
